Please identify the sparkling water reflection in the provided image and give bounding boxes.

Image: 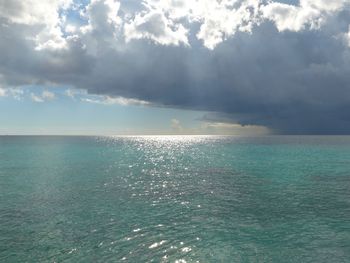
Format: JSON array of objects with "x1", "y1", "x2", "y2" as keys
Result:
[{"x1": 0, "y1": 136, "x2": 350, "y2": 262}]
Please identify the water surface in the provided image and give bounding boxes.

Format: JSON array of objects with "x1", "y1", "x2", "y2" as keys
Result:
[{"x1": 0, "y1": 136, "x2": 349, "y2": 262}]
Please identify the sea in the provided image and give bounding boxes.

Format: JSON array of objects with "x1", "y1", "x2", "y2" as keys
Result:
[{"x1": 0, "y1": 136, "x2": 349, "y2": 262}]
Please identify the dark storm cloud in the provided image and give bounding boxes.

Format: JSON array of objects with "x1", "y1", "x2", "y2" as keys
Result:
[
  {"x1": 71, "y1": 21, "x2": 350, "y2": 134},
  {"x1": 1, "y1": 0, "x2": 350, "y2": 134}
]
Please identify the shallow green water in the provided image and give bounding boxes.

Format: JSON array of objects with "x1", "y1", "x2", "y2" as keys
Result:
[{"x1": 0, "y1": 136, "x2": 350, "y2": 262}]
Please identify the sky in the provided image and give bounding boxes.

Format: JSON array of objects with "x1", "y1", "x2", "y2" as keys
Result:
[{"x1": 1, "y1": 0, "x2": 350, "y2": 135}]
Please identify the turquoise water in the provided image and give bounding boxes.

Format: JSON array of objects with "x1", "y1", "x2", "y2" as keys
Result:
[{"x1": 0, "y1": 136, "x2": 350, "y2": 262}]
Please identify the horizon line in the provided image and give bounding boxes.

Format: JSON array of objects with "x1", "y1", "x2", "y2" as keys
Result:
[{"x1": 1, "y1": 134, "x2": 350, "y2": 137}]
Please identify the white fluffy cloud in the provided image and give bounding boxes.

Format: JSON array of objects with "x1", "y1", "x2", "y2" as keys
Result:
[
  {"x1": 0, "y1": 0, "x2": 73, "y2": 50},
  {"x1": 124, "y1": 10, "x2": 189, "y2": 46},
  {"x1": 0, "y1": 0, "x2": 71, "y2": 25},
  {"x1": 129, "y1": 0, "x2": 262, "y2": 49},
  {"x1": 195, "y1": 0, "x2": 262, "y2": 49},
  {"x1": 123, "y1": 0, "x2": 350, "y2": 49},
  {"x1": 1, "y1": 0, "x2": 349, "y2": 51},
  {"x1": 262, "y1": 0, "x2": 350, "y2": 32}
]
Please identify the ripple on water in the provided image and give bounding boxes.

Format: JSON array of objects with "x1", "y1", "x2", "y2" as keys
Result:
[{"x1": 1, "y1": 136, "x2": 350, "y2": 262}]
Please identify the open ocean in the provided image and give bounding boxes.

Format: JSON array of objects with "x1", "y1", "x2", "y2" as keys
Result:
[{"x1": 0, "y1": 135, "x2": 349, "y2": 262}]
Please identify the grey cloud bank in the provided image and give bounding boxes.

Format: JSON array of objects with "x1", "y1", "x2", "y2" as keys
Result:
[{"x1": 1, "y1": 0, "x2": 350, "y2": 134}]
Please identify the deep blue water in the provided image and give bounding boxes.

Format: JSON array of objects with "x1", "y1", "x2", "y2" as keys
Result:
[{"x1": 0, "y1": 136, "x2": 350, "y2": 262}]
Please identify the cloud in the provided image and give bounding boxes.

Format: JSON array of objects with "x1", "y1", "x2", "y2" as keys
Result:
[
  {"x1": 170, "y1": 118, "x2": 183, "y2": 131},
  {"x1": 65, "y1": 88, "x2": 88, "y2": 99},
  {"x1": 0, "y1": 0, "x2": 73, "y2": 51},
  {"x1": 42, "y1": 90, "x2": 55, "y2": 100},
  {"x1": 31, "y1": 90, "x2": 55, "y2": 102},
  {"x1": 0, "y1": 87, "x2": 24, "y2": 100},
  {"x1": 7, "y1": 88, "x2": 24, "y2": 100},
  {"x1": 124, "y1": 10, "x2": 189, "y2": 46},
  {"x1": 0, "y1": 87, "x2": 6, "y2": 97},
  {"x1": 262, "y1": 0, "x2": 349, "y2": 32},
  {"x1": 346, "y1": 26, "x2": 350, "y2": 46},
  {"x1": 65, "y1": 88, "x2": 77, "y2": 99},
  {"x1": 30, "y1": 93, "x2": 44, "y2": 103},
  {"x1": 168, "y1": 118, "x2": 269, "y2": 135},
  {"x1": 1, "y1": 0, "x2": 350, "y2": 134},
  {"x1": 0, "y1": 0, "x2": 72, "y2": 25},
  {"x1": 199, "y1": 122, "x2": 270, "y2": 136},
  {"x1": 81, "y1": 95, "x2": 150, "y2": 106},
  {"x1": 195, "y1": 0, "x2": 262, "y2": 49}
]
